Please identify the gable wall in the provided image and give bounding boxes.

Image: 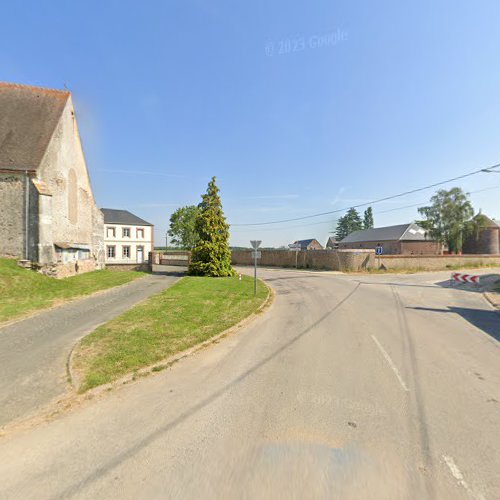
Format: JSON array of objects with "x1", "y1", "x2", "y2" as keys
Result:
[{"x1": 37, "y1": 97, "x2": 104, "y2": 265}]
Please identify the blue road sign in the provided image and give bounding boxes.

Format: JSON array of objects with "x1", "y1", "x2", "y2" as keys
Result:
[{"x1": 375, "y1": 245, "x2": 383, "y2": 256}]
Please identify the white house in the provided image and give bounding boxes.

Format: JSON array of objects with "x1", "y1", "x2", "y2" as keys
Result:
[{"x1": 101, "y1": 209, "x2": 153, "y2": 264}]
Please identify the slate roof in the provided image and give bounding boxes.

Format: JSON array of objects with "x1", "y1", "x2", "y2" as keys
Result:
[
  {"x1": 0, "y1": 82, "x2": 70, "y2": 171},
  {"x1": 294, "y1": 238, "x2": 323, "y2": 249},
  {"x1": 101, "y1": 208, "x2": 153, "y2": 226},
  {"x1": 341, "y1": 223, "x2": 428, "y2": 244}
]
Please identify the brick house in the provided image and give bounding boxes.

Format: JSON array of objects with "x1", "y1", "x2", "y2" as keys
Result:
[
  {"x1": 102, "y1": 209, "x2": 154, "y2": 264},
  {"x1": 339, "y1": 223, "x2": 441, "y2": 255},
  {"x1": 0, "y1": 82, "x2": 104, "y2": 276},
  {"x1": 293, "y1": 239, "x2": 324, "y2": 250}
]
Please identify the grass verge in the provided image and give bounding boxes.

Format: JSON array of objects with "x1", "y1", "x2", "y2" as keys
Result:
[
  {"x1": 74, "y1": 274, "x2": 268, "y2": 392},
  {"x1": 0, "y1": 258, "x2": 146, "y2": 324}
]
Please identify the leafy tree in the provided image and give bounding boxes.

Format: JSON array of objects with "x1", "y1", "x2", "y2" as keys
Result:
[
  {"x1": 335, "y1": 208, "x2": 363, "y2": 240},
  {"x1": 418, "y1": 187, "x2": 474, "y2": 254},
  {"x1": 168, "y1": 205, "x2": 200, "y2": 249},
  {"x1": 188, "y1": 177, "x2": 235, "y2": 277},
  {"x1": 466, "y1": 212, "x2": 490, "y2": 242},
  {"x1": 363, "y1": 207, "x2": 374, "y2": 229}
]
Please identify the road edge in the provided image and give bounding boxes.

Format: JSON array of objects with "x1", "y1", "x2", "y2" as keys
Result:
[
  {"x1": 483, "y1": 291, "x2": 500, "y2": 309},
  {"x1": 0, "y1": 272, "x2": 149, "y2": 329},
  {"x1": 1, "y1": 279, "x2": 274, "y2": 439}
]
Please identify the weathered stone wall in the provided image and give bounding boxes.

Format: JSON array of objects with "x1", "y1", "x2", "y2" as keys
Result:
[
  {"x1": 37, "y1": 258, "x2": 97, "y2": 278},
  {"x1": 231, "y1": 249, "x2": 375, "y2": 271},
  {"x1": 232, "y1": 249, "x2": 500, "y2": 272},
  {"x1": 0, "y1": 173, "x2": 25, "y2": 257},
  {"x1": 37, "y1": 96, "x2": 104, "y2": 266},
  {"x1": 377, "y1": 254, "x2": 500, "y2": 270},
  {"x1": 92, "y1": 205, "x2": 105, "y2": 268}
]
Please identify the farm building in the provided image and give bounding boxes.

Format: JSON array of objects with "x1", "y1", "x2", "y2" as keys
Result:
[{"x1": 339, "y1": 223, "x2": 441, "y2": 255}]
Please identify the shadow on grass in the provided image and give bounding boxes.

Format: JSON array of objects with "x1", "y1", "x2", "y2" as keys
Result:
[{"x1": 408, "y1": 306, "x2": 500, "y2": 343}]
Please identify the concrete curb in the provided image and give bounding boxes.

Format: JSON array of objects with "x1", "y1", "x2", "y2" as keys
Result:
[
  {"x1": 484, "y1": 292, "x2": 500, "y2": 309},
  {"x1": 68, "y1": 278, "x2": 274, "y2": 395}
]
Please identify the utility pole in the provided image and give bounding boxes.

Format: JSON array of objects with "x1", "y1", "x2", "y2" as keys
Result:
[{"x1": 165, "y1": 231, "x2": 168, "y2": 253}]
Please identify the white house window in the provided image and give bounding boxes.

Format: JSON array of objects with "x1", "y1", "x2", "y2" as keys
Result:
[
  {"x1": 123, "y1": 227, "x2": 131, "y2": 238},
  {"x1": 107, "y1": 227, "x2": 116, "y2": 238},
  {"x1": 107, "y1": 246, "x2": 116, "y2": 258},
  {"x1": 122, "y1": 246, "x2": 131, "y2": 258},
  {"x1": 137, "y1": 228, "x2": 144, "y2": 239}
]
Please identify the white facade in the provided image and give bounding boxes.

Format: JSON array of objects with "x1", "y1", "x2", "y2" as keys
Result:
[{"x1": 104, "y1": 223, "x2": 153, "y2": 264}]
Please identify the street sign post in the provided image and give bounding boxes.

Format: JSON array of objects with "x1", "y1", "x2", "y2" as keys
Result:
[
  {"x1": 375, "y1": 244, "x2": 383, "y2": 269},
  {"x1": 250, "y1": 240, "x2": 262, "y2": 295},
  {"x1": 288, "y1": 243, "x2": 301, "y2": 268}
]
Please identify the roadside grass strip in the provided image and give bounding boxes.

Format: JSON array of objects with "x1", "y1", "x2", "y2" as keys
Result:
[
  {"x1": 73, "y1": 275, "x2": 269, "y2": 392},
  {"x1": 0, "y1": 258, "x2": 145, "y2": 324}
]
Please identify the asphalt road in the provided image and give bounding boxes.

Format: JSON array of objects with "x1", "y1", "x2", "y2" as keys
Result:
[
  {"x1": 0, "y1": 272, "x2": 181, "y2": 426},
  {"x1": 0, "y1": 268, "x2": 499, "y2": 499}
]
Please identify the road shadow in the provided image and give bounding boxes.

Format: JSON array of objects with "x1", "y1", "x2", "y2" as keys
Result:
[
  {"x1": 408, "y1": 306, "x2": 500, "y2": 343},
  {"x1": 49, "y1": 283, "x2": 362, "y2": 499},
  {"x1": 151, "y1": 264, "x2": 186, "y2": 277}
]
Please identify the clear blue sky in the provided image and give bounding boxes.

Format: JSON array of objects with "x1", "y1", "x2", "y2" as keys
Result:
[{"x1": 2, "y1": 1, "x2": 500, "y2": 247}]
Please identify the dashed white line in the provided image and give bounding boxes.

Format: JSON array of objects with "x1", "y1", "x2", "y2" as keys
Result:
[
  {"x1": 442, "y1": 455, "x2": 485, "y2": 500},
  {"x1": 371, "y1": 335, "x2": 409, "y2": 392}
]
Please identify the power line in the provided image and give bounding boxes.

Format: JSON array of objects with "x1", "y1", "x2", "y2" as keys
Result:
[
  {"x1": 231, "y1": 183, "x2": 500, "y2": 233},
  {"x1": 230, "y1": 162, "x2": 500, "y2": 227}
]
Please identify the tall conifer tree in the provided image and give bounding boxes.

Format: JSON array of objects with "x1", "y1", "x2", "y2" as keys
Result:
[{"x1": 188, "y1": 177, "x2": 235, "y2": 277}]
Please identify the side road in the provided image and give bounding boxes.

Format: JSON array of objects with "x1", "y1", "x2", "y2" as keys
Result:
[{"x1": 0, "y1": 272, "x2": 181, "y2": 427}]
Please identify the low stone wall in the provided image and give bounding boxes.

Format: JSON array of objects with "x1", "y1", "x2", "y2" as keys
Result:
[
  {"x1": 150, "y1": 251, "x2": 191, "y2": 268},
  {"x1": 377, "y1": 254, "x2": 500, "y2": 270},
  {"x1": 232, "y1": 249, "x2": 500, "y2": 272},
  {"x1": 37, "y1": 259, "x2": 97, "y2": 278},
  {"x1": 231, "y1": 249, "x2": 375, "y2": 272},
  {"x1": 106, "y1": 263, "x2": 150, "y2": 272}
]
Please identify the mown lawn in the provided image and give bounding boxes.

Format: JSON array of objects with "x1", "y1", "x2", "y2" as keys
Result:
[
  {"x1": 74, "y1": 275, "x2": 269, "y2": 392},
  {"x1": 0, "y1": 258, "x2": 146, "y2": 324}
]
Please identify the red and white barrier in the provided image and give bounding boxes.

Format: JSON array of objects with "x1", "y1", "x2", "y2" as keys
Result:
[{"x1": 451, "y1": 272, "x2": 480, "y2": 285}]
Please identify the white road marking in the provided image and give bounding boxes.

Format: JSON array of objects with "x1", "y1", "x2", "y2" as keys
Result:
[
  {"x1": 371, "y1": 335, "x2": 409, "y2": 392},
  {"x1": 442, "y1": 455, "x2": 485, "y2": 500}
]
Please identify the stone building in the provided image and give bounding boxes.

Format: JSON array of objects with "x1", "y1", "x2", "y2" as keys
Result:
[
  {"x1": 339, "y1": 223, "x2": 441, "y2": 255},
  {"x1": 0, "y1": 82, "x2": 104, "y2": 276},
  {"x1": 462, "y1": 216, "x2": 500, "y2": 255}
]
